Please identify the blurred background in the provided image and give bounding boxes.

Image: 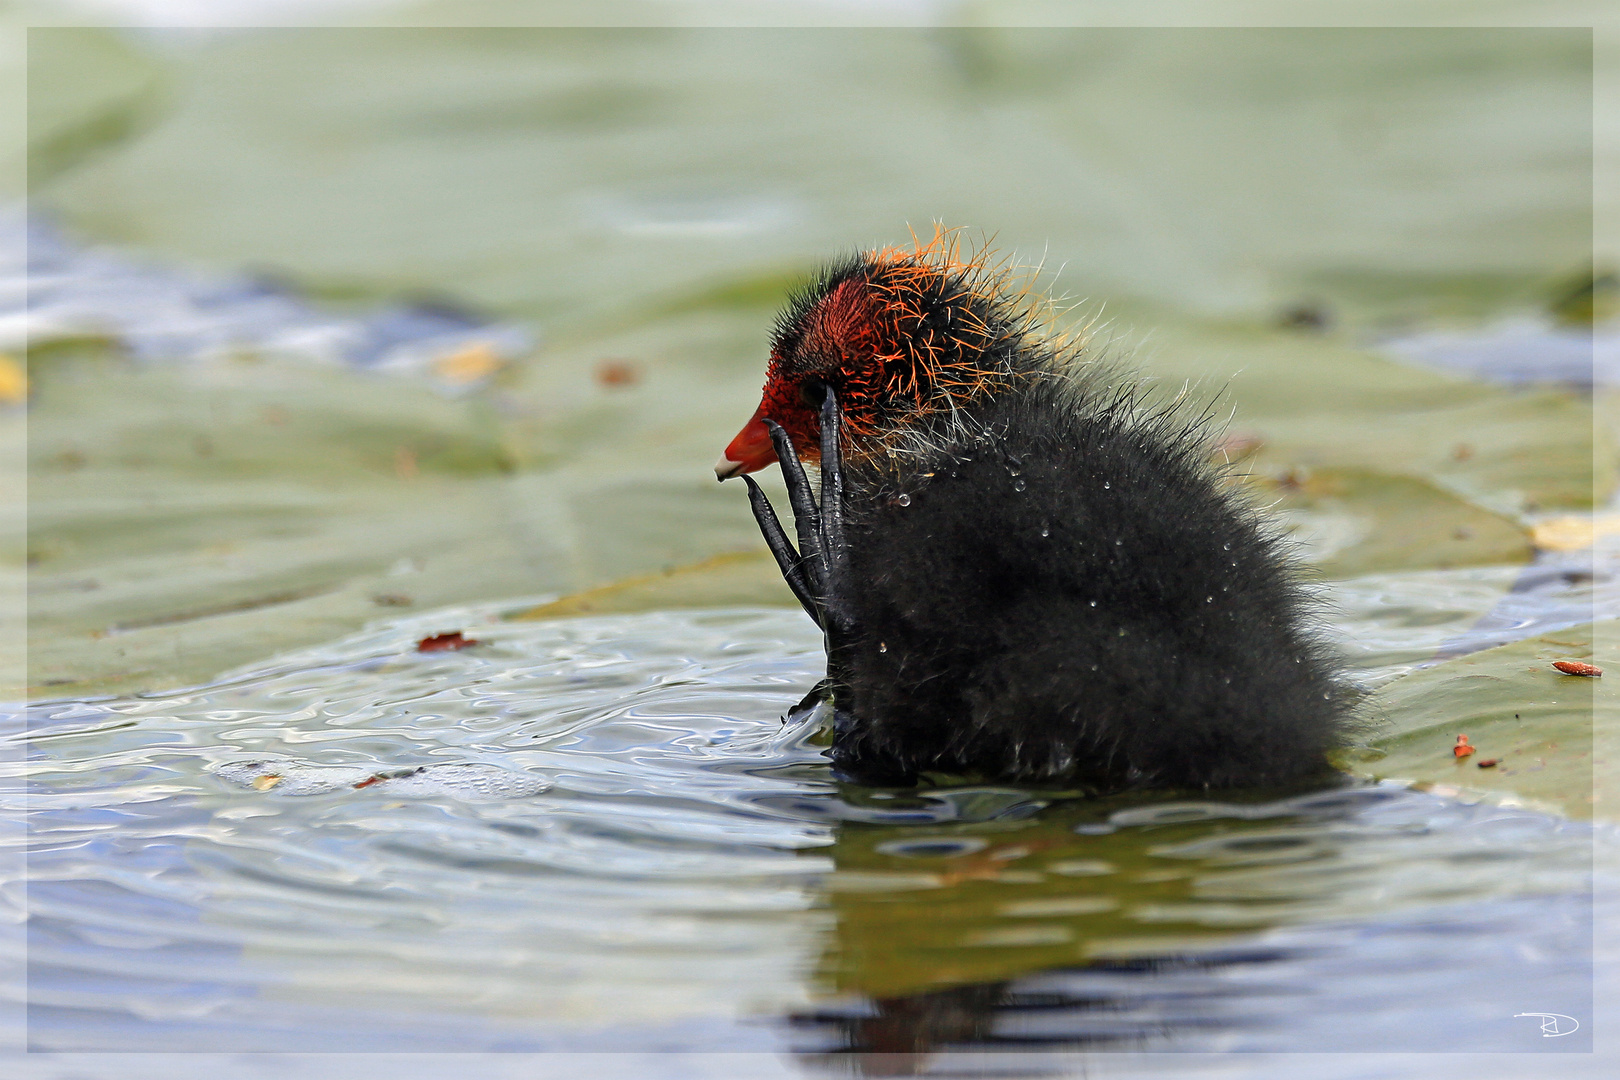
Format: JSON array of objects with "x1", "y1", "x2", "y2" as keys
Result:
[
  {"x1": 7, "y1": 4, "x2": 1620, "y2": 1074},
  {"x1": 11, "y1": 6, "x2": 1610, "y2": 700}
]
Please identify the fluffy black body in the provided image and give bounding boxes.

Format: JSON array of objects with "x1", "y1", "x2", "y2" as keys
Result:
[{"x1": 829, "y1": 378, "x2": 1350, "y2": 789}]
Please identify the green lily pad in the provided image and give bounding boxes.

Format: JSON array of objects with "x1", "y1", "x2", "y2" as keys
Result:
[
  {"x1": 26, "y1": 27, "x2": 165, "y2": 190},
  {"x1": 32, "y1": 26, "x2": 1591, "y2": 334},
  {"x1": 1123, "y1": 313, "x2": 1606, "y2": 515},
  {"x1": 1262, "y1": 466, "x2": 1533, "y2": 578},
  {"x1": 513, "y1": 550, "x2": 790, "y2": 619},
  {"x1": 1358, "y1": 623, "x2": 1606, "y2": 818},
  {"x1": 24, "y1": 349, "x2": 537, "y2": 698}
]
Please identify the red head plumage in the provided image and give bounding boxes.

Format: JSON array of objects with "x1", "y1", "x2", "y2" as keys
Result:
[{"x1": 716, "y1": 226, "x2": 1069, "y2": 479}]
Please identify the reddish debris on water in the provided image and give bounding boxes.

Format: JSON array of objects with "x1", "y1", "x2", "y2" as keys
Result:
[
  {"x1": 1552, "y1": 660, "x2": 1601, "y2": 677},
  {"x1": 1453, "y1": 734, "x2": 1475, "y2": 759},
  {"x1": 1477, "y1": 758, "x2": 1501, "y2": 769},
  {"x1": 354, "y1": 767, "x2": 424, "y2": 790},
  {"x1": 417, "y1": 631, "x2": 479, "y2": 652}
]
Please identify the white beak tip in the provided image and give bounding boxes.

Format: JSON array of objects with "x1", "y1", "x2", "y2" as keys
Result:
[{"x1": 714, "y1": 454, "x2": 746, "y2": 481}]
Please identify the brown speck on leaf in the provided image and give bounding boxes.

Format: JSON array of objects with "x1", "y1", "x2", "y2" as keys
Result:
[
  {"x1": 372, "y1": 594, "x2": 414, "y2": 607},
  {"x1": 1453, "y1": 734, "x2": 1474, "y2": 758},
  {"x1": 417, "y1": 631, "x2": 478, "y2": 652},
  {"x1": 595, "y1": 359, "x2": 642, "y2": 388},
  {"x1": 1451, "y1": 443, "x2": 1474, "y2": 461},
  {"x1": 1553, "y1": 660, "x2": 1601, "y2": 677},
  {"x1": 1477, "y1": 758, "x2": 1500, "y2": 768}
]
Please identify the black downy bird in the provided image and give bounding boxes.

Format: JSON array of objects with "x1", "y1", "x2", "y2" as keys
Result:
[{"x1": 715, "y1": 232, "x2": 1352, "y2": 790}]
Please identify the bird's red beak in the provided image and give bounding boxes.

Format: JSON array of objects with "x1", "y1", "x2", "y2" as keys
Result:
[{"x1": 715, "y1": 402, "x2": 776, "y2": 480}]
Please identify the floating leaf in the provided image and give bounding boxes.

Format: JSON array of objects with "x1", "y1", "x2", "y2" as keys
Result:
[{"x1": 1360, "y1": 622, "x2": 1606, "y2": 818}]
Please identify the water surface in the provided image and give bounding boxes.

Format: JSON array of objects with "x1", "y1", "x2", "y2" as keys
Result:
[{"x1": 18, "y1": 598, "x2": 1604, "y2": 1063}]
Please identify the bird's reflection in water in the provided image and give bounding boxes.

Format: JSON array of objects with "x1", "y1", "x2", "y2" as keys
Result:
[
  {"x1": 772, "y1": 779, "x2": 1591, "y2": 1074},
  {"x1": 801, "y1": 982, "x2": 1007, "y2": 1076},
  {"x1": 791, "y1": 951, "x2": 1299, "y2": 1077}
]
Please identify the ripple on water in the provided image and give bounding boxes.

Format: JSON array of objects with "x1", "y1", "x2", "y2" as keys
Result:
[{"x1": 18, "y1": 604, "x2": 1602, "y2": 1056}]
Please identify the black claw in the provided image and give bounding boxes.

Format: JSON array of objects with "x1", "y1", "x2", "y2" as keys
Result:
[
  {"x1": 731, "y1": 389, "x2": 873, "y2": 778},
  {"x1": 817, "y1": 390, "x2": 851, "y2": 635},
  {"x1": 734, "y1": 391, "x2": 859, "y2": 697},
  {"x1": 762, "y1": 419, "x2": 824, "y2": 588},
  {"x1": 742, "y1": 474, "x2": 823, "y2": 628}
]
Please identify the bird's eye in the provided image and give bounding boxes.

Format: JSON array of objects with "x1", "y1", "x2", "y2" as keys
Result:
[{"x1": 799, "y1": 379, "x2": 829, "y2": 408}]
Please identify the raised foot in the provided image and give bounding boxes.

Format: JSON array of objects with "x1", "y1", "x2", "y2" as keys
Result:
[
  {"x1": 737, "y1": 388, "x2": 855, "y2": 643},
  {"x1": 735, "y1": 389, "x2": 893, "y2": 780}
]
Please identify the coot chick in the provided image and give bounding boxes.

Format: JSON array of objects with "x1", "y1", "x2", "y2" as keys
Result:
[{"x1": 716, "y1": 233, "x2": 1352, "y2": 790}]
